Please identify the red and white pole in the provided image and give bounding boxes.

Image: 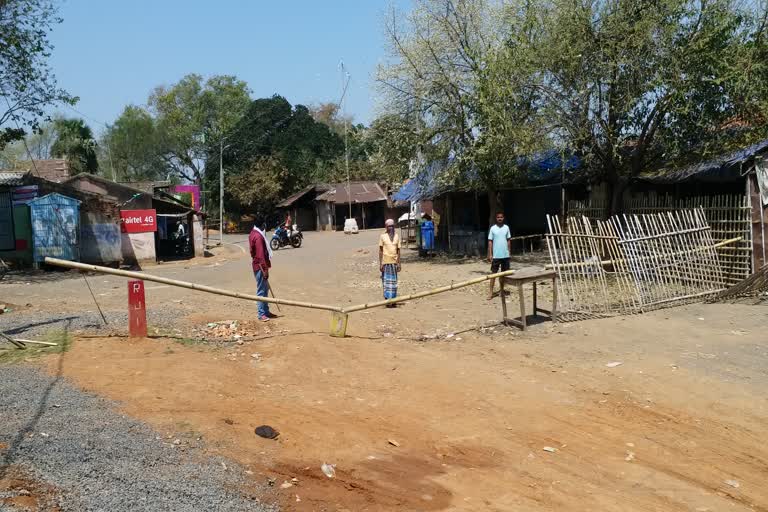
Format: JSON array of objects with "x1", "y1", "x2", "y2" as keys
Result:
[{"x1": 128, "y1": 280, "x2": 147, "y2": 337}]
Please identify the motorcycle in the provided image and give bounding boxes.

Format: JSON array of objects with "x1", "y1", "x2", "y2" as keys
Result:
[{"x1": 271, "y1": 224, "x2": 303, "y2": 250}]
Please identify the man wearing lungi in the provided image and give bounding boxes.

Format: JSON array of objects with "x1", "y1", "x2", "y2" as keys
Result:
[{"x1": 379, "y1": 219, "x2": 402, "y2": 307}]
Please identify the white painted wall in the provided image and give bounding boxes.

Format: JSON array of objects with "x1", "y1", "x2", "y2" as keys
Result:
[
  {"x1": 193, "y1": 215, "x2": 204, "y2": 257},
  {"x1": 121, "y1": 232, "x2": 156, "y2": 263}
]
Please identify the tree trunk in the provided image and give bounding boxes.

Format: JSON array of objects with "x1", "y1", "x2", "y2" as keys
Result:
[
  {"x1": 607, "y1": 177, "x2": 626, "y2": 217},
  {"x1": 487, "y1": 187, "x2": 503, "y2": 226}
]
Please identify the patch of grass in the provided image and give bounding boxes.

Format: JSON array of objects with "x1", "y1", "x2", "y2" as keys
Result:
[
  {"x1": 176, "y1": 420, "x2": 193, "y2": 431},
  {"x1": 0, "y1": 330, "x2": 72, "y2": 365},
  {"x1": 172, "y1": 337, "x2": 202, "y2": 347}
]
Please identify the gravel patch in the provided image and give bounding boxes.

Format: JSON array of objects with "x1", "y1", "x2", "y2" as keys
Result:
[
  {"x1": 0, "y1": 307, "x2": 191, "y2": 340},
  {"x1": 0, "y1": 365, "x2": 276, "y2": 511}
]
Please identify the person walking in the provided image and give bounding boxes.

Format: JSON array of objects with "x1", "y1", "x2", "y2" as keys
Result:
[
  {"x1": 487, "y1": 211, "x2": 512, "y2": 299},
  {"x1": 249, "y1": 216, "x2": 275, "y2": 321},
  {"x1": 379, "y1": 219, "x2": 402, "y2": 306}
]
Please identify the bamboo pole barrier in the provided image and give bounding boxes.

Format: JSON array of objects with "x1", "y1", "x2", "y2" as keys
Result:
[
  {"x1": 544, "y1": 236, "x2": 742, "y2": 270},
  {"x1": 44, "y1": 257, "x2": 342, "y2": 313},
  {"x1": 12, "y1": 339, "x2": 58, "y2": 346},
  {"x1": 342, "y1": 269, "x2": 519, "y2": 314}
]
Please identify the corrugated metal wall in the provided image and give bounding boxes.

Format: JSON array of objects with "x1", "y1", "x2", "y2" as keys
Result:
[
  {"x1": 29, "y1": 193, "x2": 81, "y2": 263},
  {"x1": 0, "y1": 191, "x2": 13, "y2": 250}
]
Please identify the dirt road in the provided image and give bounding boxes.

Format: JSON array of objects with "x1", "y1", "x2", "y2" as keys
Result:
[
  {"x1": 0, "y1": 230, "x2": 551, "y2": 340},
  {"x1": 2, "y1": 230, "x2": 768, "y2": 511}
]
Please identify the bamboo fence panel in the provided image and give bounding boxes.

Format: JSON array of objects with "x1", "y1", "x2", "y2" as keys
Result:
[
  {"x1": 546, "y1": 214, "x2": 636, "y2": 320},
  {"x1": 546, "y1": 208, "x2": 726, "y2": 320},
  {"x1": 626, "y1": 195, "x2": 752, "y2": 285},
  {"x1": 567, "y1": 198, "x2": 608, "y2": 226}
]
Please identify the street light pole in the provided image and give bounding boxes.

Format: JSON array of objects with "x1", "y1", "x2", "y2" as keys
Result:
[{"x1": 219, "y1": 139, "x2": 224, "y2": 246}]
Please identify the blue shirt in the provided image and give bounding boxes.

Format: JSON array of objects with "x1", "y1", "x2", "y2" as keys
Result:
[{"x1": 488, "y1": 224, "x2": 511, "y2": 259}]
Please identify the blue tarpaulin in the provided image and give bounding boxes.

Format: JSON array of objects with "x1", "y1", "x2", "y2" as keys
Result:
[
  {"x1": 392, "y1": 150, "x2": 581, "y2": 202},
  {"x1": 392, "y1": 158, "x2": 448, "y2": 202}
]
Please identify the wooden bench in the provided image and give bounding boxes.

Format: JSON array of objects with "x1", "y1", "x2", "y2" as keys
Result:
[{"x1": 499, "y1": 268, "x2": 558, "y2": 330}]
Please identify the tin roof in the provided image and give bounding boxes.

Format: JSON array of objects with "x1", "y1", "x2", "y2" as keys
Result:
[
  {"x1": 118, "y1": 180, "x2": 171, "y2": 193},
  {"x1": 13, "y1": 159, "x2": 70, "y2": 182},
  {"x1": 277, "y1": 183, "x2": 332, "y2": 207},
  {"x1": 639, "y1": 138, "x2": 768, "y2": 184},
  {"x1": 0, "y1": 172, "x2": 27, "y2": 186},
  {"x1": 315, "y1": 182, "x2": 388, "y2": 204}
]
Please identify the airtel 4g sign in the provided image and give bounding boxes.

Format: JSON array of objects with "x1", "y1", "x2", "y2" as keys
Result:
[{"x1": 120, "y1": 209, "x2": 157, "y2": 233}]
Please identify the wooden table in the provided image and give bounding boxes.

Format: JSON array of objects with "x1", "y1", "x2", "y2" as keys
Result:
[{"x1": 499, "y1": 268, "x2": 558, "y2": 330}]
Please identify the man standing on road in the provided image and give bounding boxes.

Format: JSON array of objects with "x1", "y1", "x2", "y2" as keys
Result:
[
  {"x1": 487, "y1": 211, "x2": 512, "y2": 300},
  {"x1": 379, "y1": 219, "x2": 401, "y2": 306},
  {"x1": 249, "y1": 216, "x2": 275, "y2": 321}
]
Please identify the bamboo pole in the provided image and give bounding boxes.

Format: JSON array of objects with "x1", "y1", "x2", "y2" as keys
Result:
[
  {"x1": 545, "y1": 236, "x2": 742, "y2": 270},
  {"x1": 44, "y1": 257, "x2": 342, "y2": 313},
  {"x1": 12, "y1": 339, "x2": 58, "y2": 346},
  {"x1": 1, "y1": 332, "x2": 26, "y2": 349},
  {"x1": 342, "y1": 269, "x2": 519, "y2": 313}
]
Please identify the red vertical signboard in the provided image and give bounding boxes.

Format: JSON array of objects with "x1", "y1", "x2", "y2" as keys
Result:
[{"x1": 128, "y1": 280, "x2": 147, "y2": 337}]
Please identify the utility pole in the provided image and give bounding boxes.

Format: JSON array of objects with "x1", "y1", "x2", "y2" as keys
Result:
[
  {"x1": 219, "y1": 139, "x2": 224, "y2": 246},
  {"x1": 345, "y1": 109, "x2": 351, "y2": 220},
  {"x1": 340, "y1": 62, "x2": 352, "y2": 219}
]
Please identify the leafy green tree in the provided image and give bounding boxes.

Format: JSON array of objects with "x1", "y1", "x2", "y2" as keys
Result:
[
  {"x1": 0, "y1": 0, "x2": 75, "y2": 148},
  {"x1": 213, "y1": 95, "x2": 344, "y2": 215},
  {"x1": 99, "y1": 105, "x2": 168, "y2": 181},
  {"x1": 50, "y1": 117, "x2": 98, "y2": 174},
  {"x1": 365, "y1": 114, "x2": 420, "y2": 185},
  {"x1": 308, "y1": 102, "x2": 353, "y2": 136},
  {"x1": 148, "y1": 74, "x2": 251, "y2": 184},
  {"x1": 309, "y1": 103, "x2": 389, "y2": 183},
  {"x1": 0, "y1": 121, "x2": 57, "y2": 168},
  {"x1": 225, "y1": 156, "x2": 287, "y2": 215},
  {"x1": 377, "y1": 0, "x2": 546, "y2": 218},
  {"x1": 525, "y1": 0, "x2": 768, "y2": 212}
]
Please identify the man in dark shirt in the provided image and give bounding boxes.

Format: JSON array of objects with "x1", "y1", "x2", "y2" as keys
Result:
[{"x1": 249, "y1": 216, "x2": 274, "y2": 321}]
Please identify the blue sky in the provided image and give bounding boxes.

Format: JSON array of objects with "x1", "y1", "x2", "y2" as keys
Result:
[{"x1": 49, "y1": 1, "x2": 407, "y2": 133}]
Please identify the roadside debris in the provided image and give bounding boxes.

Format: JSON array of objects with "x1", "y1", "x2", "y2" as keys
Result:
[
  {"x1": 193, "y1": 320, "x2": 263, "y2": 341},
  {"x1": 254, "y1": 425, "x2": 279, "y2": 439},
  {"x1": 625, "y1": 451, "x2": 635, "y2": 461},
  {"x1": 605, "y1": 362, "x2": 623, "y2": 368},
  {"x1": 388, "y1": 439, "x2": 400, "y2": 447},
  {"x1": 321, "y1": 463, "x2": 336, "y2": 478},
  {"x1": 543, "y1": 446, "x2": 557, "y2": 453}
]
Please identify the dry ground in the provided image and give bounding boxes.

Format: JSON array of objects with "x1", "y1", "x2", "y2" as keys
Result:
[{"x1": 2, "y1": 230, "x2": 768, "y2": 511}]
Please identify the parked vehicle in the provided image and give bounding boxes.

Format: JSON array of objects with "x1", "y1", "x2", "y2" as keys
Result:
[{"x1": 271, "y1": 224, "x2": 302, "y2": 250}]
